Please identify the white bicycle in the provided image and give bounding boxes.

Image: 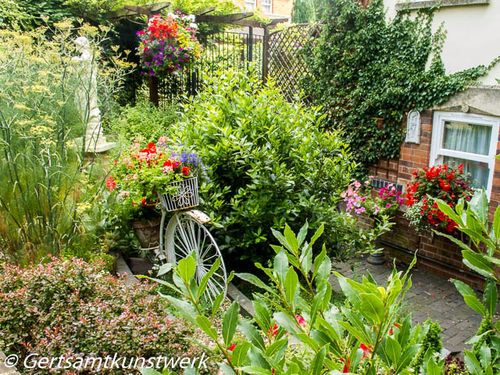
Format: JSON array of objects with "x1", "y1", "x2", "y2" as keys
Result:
[{"x1": 156, "y1": 177, "x2": 227, "y2": 302}]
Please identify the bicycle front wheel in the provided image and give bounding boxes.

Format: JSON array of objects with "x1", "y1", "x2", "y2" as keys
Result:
[{"x1": 163, "y1": 211, "x2": 227, "y2": 302}]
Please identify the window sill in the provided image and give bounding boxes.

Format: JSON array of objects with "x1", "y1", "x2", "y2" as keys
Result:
[{"x1": 396, "y1": 0, "x2": 489, "y2": 12}]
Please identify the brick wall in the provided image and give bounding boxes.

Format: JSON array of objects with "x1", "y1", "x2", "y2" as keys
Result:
[{"x1": 369, "y1": 109, "x2": 498, "y2": 288}]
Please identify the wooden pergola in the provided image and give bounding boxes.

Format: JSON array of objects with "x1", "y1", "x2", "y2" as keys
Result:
[{"x1": 113, "y1": 2, "x2": 289, "y2": 106}]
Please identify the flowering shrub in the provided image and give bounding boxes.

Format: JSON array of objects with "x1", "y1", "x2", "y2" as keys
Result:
[
  {"x1": 342, "y1": 180, "x2": 404, "y2": 217},
  {"x1": 0, "y1": 257, "x2": 210, "y2": 374},
  {"x1": 137, "y1": 13, "x2": 202, "y2": 76},
  {"x1": 404, "y1": 164, "x2": 473, "y2": 233},
  {"x1": 341, "y1": 180, "x2": 403, "y2": 254},
  {"x1": 107, "y1": 138, "x2": 200, "y2": 207}
]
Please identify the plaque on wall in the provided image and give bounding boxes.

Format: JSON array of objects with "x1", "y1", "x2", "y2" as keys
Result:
[{"x1": 405, "y1": 110, "x2": 421, "y2": 144}]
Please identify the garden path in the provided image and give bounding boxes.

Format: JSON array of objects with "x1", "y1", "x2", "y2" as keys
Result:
[{"x1": 332, "y1": 257, "x2": 483, "y2": 353}]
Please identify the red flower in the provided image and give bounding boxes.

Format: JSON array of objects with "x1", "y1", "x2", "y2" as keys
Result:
[
  {"x1": 105, "y1": 176, "x2": 116, "y2": 191},
  {"x1": 182, "y1": 166, "x2": 190, "y2": 176},
  {"x1": 359, "y1": 343, "x2": 372, "y2": 360},
  {"x1": 172, "y1": 161, "x2": 180, "y2": 169},
  {"x1": 340, "y1": 358, "x2": 351, "y2": 373},
  {"x1": 141, "y1": 198, "x2": 147, "y2": 206},
  {"x1": 267, "y1": 323, "x2": 279, "y2": 337},
  {"x1": 228, "y1": 343, "x2": 236, "y2": 351},
  {"x1": 147, "y1": 142, "x2": 156, "y2": 153},
  {"x1": 388, "y1": 323, "x2": 400, "y2": 335}
]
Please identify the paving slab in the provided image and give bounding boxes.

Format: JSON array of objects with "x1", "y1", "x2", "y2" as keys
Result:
[{"x1": 332, "y1": 257, "x2": 485, "y2": 352}]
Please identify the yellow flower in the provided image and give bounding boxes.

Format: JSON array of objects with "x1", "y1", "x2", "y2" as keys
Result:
[{"x1": 13, "y1": 103, "x2": 30, "y2": 111}]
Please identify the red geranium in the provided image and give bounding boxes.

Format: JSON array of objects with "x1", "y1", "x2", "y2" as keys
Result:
[{"x1": 405, "y1": 164, "x2": 473, "y2": 233}]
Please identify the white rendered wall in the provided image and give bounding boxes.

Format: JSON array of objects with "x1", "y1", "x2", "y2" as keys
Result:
[{"x1": 384, "y1": 1, "x2": 500, "y2": 85}]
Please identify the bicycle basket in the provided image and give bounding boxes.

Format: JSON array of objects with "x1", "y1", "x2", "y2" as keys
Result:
[{"x1": 159, "y1": 177, "x2": 199, "y2": 212}]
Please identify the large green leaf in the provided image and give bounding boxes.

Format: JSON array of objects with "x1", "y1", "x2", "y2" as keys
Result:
[
  {"x1": 469, "y1": 190, "x2": 489, "y2": 225},
  {"x1": 484, "y1": 280, "x2": 497, "y2": 317},
  {"x1": 222, "y1": 301, "x2": 240, "y2": 346},
  {"x1": 236, "y1": 273, "x2": 276, "y2": 294},
  {"x1": 165, "y1": 296, "x2": 196, "y2": 324},
  {"x1": 196, "y1": 315, "x2": 218, "y2": 341},
  {"x1": 274, "y1": 250, "x2": 288, "y2": 284},
  {"x1": 452, "y1": 279, "x2": 486, "y2": 316},
  {"x1": 239, "y1": 320, "x2": 265, "y2": 351},
  {"x1": 359, "y1": 293, "x2": 385, "y2": 324},
  {"x1": 464, "y1": 351, "x2": 483, "y2": 374},
  {"x1": 462, "y1": 250, "x2": 495, "y2": 279},
  {"x1": 493, "y1": 205, "x2": 500, "y2": 240},
  {"x1": 198, "y1": 258, "x2": 221, "y2": 300},
  {"x1": 231, "y1": 341, "x2": 251, "y2": 367},
  {"x1": 177, "y1": 254, "x2": 196, "y2": 285},
  {"x1": 284, "y1": 268, "x2": 299, "y2": 307},
  {"x1": 311, "y1": 346, "x2": 326, "y2": 375}
]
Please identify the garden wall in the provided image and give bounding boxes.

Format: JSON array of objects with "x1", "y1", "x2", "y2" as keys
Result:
[{"x1": 369, "y1": 108, "x2": 500, "y2": 289}]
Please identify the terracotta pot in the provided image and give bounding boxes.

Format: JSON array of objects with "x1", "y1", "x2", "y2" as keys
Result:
[{"x1": 132, "y1": 217, "x2": 161, "y2": 249}]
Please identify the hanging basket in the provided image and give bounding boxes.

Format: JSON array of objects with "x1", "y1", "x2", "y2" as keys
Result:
[{"x1": 159, "y1": 177, "x2": 199, "y2": 212}]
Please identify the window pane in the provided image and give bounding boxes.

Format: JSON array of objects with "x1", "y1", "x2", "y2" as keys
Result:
[
  {"x1": 443, "y1": 156, "x2": 489, "y2": 189},
  {"x1": 442, "y1": 121, "x2": 491, "y2": 156}
]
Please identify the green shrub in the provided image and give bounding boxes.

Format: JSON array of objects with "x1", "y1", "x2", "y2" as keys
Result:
[
  {"x1": 0, "y1": 257, "x2": 211, "y2": 374},
  {"x1": 110, "y1": 101, "x2": 179, "y2": 145},
  {"x1": 170, "y1": 69, "x2": 355, "y2": 263}
]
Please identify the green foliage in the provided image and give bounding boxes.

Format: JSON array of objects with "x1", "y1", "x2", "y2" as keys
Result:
[
  {"x1": 435, "y1": 190, "x2": 500, "y2": 373},
  {"x1": 154, "y1": 223, "x2": 440, "y2": 374},
  {"x1": 0, "y1": 257, "x2": 211, "y2": 374},
  {"x1": 169, "y1": 68, "x2": 356, "y2": 264},
  {"x1": 292, "y1": 0, "x2": 329, "y2": 23},
  {"x1": 303, "y1": 0, "x2": 488, "y2": 170},
  {"x1": 110, "y1": 101, "x2": 179, "y2": 145},
  {"x1": 412, "y1": 319, "x2": 442, "y2": 369}
]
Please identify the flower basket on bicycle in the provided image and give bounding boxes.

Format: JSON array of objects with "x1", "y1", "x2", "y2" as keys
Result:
[{"x1": 159, "y1": 177, "x2": 199, "y2": 212}]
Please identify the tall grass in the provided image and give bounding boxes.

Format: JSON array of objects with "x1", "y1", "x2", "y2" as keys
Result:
[{"x1": 0, "y1": 23, "x2": 127, "y2": 264}]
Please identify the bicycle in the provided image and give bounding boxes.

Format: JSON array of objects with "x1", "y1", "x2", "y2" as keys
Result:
[{"x1": 156, "y1": 177, "x2": 227, "y2": 302}]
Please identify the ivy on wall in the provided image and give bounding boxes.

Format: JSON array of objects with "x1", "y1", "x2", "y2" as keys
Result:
[{"x1": 302, "y1": 0, "x2": 488, "y2": 170}]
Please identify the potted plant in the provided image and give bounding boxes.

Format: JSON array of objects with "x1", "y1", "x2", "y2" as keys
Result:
[
  {"x1": 404, "y1": 164, "x2": 474, "y2": 234},
  {"x1": 137, "y1": 12, "x2": 202, "y2": 78},
  {"x1": 341, "y1": 179, "x2": 404, "y2": 263},
  {"x1": 106, "y1": 137, "x2": 200, "y2": 250}
]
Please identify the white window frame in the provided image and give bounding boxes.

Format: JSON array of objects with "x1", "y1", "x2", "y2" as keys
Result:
[
  {"x1": 430, "y1": 111, "x2": 499, "y2": 198},
  {"x1": 262, "y1": 0, "x2": 273, "y2": 14},
  {"x1": 244, "y1": 0, "x2": 257, "y2": 11}
]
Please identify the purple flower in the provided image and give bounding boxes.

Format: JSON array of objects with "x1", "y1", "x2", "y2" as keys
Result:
[{"x1": 354, "y1": 207, "x2": 366, "y2": 215}]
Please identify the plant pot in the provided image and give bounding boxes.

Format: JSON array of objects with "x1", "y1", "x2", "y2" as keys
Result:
[
  {"x1": 159, "y1": 177, "x2": 199, "y2": 212},
  {"x1": 132, "y1": 216, "x2": 161, "y2": 250}
]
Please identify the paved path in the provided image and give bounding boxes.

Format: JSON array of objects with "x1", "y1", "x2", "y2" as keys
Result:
[{"x1": 332, "y1": 257, "x2": 483, "y2": 352}]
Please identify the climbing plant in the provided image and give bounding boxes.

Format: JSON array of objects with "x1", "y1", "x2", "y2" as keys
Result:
[{"x1": 302, "y1": 0, "x2": 488, "y2": 170}]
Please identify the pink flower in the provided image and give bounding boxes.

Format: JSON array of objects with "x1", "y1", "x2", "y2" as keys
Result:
[{"x1": 295, "y1": 314, "x2": 306, "y2": 329}]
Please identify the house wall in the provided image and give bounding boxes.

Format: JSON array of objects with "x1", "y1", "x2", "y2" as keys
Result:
[
  {"x1": 384, "y1": 0, "x2": 500, "y2": 85},
  {"x1": 234, "y1": 0, "x2": 294, "y2": 17},
  {"x1": 370, "y1": 96, "x2": 500, "y2": 288}
]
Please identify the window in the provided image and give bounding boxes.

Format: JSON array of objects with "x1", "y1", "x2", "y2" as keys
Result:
[
  {"x1": 262, "y1": 0, "x2": 273, "y2": 14},
  {"x1": 244, "y1": 0, "x2": 256, "y2": 10},
  {"x1": 430, "y1": 111, "x2": 499, "y2": 197}
]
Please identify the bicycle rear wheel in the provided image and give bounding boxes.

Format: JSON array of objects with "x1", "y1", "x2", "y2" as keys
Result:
[{"x1": 163, "y1": 211, "x2": 227, "y2": 302}]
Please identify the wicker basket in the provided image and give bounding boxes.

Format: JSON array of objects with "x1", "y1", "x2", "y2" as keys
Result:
[{"x1": 159, "y1": 177, "x2": 199, "y2": 212}]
